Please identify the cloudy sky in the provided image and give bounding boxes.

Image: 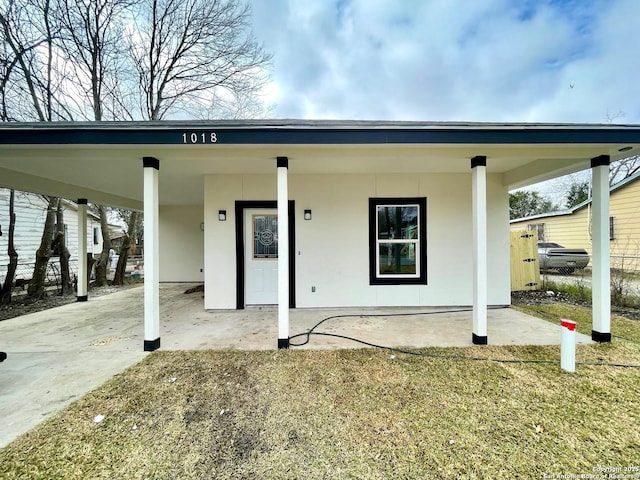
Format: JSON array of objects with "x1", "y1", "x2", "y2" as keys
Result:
[{"x1": 249, "y1": 0, "x2": 638, "y2": 123}]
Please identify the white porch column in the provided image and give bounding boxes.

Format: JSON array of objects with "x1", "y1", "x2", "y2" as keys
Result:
[
  {"x1": 143, "y1": 157, "x2": 160, "y2": 351},
  {"x1": 76, "y1": 198, "x2": 88, "y2": 302},
  {"x1": 591, "y1": 155, "x2": 611, "y2": 342},
  {"x1": 277, "y1": 156, "x2": 290, "y2": 349},
  {"x1": 471, "y1": 156, "x2": 488, "y2": 345}
]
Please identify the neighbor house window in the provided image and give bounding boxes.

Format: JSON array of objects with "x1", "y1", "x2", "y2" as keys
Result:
[
  {"x1": 369, "y1": 197, "x2": 427, "y2": 285},
  {"x1": 93, "y1": 227, "x2": 99, "y2": 245},
  {"x1": 610, "y1": 216, "x2": 615, "y2": 240},
  {"x1": 527, "y1": 223, "x2": 545, "y2": 241}
]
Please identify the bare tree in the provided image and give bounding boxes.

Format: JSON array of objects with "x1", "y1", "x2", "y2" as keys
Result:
[
  {"x1": 0, "y1": 189, "x2": 18, "y2": 304},
  {"x1": 0, "y1": 1, "x2": 72, "y2": 297},
  {"x1": 130, "y1": 0, "x2": 271, "y2": 120},
  {"x1": 51, "y1": 199, "x2": 72, "y2": 295},
  {"x1": 92, "y1": 204, "x2": 112, "y2": 286},
  {"x1": 57, "y1": 0, "x2": 134, "y2": 121},
  {"x1": 0, "y1": 0, "x2": 72, "y2": 121},
  {"x1": 62, "y1": 1, "x2": 138, "y2": 285},
  {"x1": 610, "y1": 155, "x2": 640, "y2": 186},
  {"x1": 54, "y1": 0, "x2": 135, "y2": 284},
  {"x1": 27, "y1": 196, "x2": 57, "y2": 298},
  {"x1": 200, "y1": 85, "x2": 273, "y2": 119},
  {"x1": 113, "y1": 210, "x2": 139, "y2": 285}
]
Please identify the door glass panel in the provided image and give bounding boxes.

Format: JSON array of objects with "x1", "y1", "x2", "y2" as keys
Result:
[
  {"x1": 378, "y1": 243, "x2": 417, "y2": 275},
  {"x1": 253, "y1": 214, "x2": 278, "y2": 259}
]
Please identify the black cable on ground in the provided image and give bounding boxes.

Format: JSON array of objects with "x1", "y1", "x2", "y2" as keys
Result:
[
  {"x1": 289, "y1": 309, "x2": 640, "y2": 369},
  {"x1": 289, "y1": 307, "x2": 493, "y2": 347}
]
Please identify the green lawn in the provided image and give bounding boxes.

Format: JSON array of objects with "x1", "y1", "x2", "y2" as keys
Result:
[{"x1": 1, "y1": 305, "x2": 640, "y2": 479}]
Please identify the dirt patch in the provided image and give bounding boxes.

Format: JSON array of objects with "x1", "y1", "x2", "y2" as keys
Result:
[
  {"x1": 0, "y1": 284, "x2": 139, "y2": 322},
  {"x1": 183, "y1": 284, "x2": 204, "y2": 295}
]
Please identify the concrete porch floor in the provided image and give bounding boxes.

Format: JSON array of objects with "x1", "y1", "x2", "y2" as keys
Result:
[{"x1": 0, "y1": 283, "x2": 592, "y2": 448}]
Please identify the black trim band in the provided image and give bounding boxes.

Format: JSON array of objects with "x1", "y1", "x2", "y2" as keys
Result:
[
  {"x1": 472, "y1": 334, "x2": 488, "y2": 345},
  {"x1": 77, "y1": 198, "x2": 88, "y2": 205},
  {"x1": 591, "y1": 330, "x2": 611, "y2": 343},
  {"x1": 143, "y1": 156, "x2": 160, "y2": 170},
  {"x1": 591, "y1": 155, "x2": 610, "y2": 168},
  {"x1": 3, "y1": 125, "x2": 640, "y2": 146},
  {"x1": 278, "y1": 338, "x2": 290, "y2": 349},
  {"x1": 77, "y1": 295, "x2": 88, "y2": 302},
  {"x1": 277, "y1": 156, "x2": 289, "y2": 168},
  {"x1": 144, "y1": 338, "x2": 161, "y2": 351},
  {"x1": 235, "y1": 200, "x2": 296, "y2": 309},
  {"x1": 471, "y1": 156, "x2": 487, "y2": 168}
]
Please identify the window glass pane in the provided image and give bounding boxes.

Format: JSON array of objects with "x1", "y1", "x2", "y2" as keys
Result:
[
  {"x1": 253, "y1": 214, "x2": 278, "y2": 259},
  {"x1": 378, "y1": 243, "x2": 417, "y2": 275},
  {"x1": 377, "y1": 206, "x2": 418, "y2": 240}
]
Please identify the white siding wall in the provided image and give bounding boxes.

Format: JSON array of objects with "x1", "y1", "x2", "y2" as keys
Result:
[
  {"x1": 159, "y1": 205, "x2": 204, "y2": 282},
  {"x1": 0, "y1": 189, "x2": 105, "y2": 278},
  {"x1": 0, "y1": 190, "x2": 49, "y2": 270},
  {"x1": 202, "y1": 173, "x2": 510, "y2": 309}
]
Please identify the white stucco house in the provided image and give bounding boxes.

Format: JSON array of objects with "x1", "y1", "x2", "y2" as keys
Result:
[{"x1": 0, "y1": 120, "x2": 638, "y2": 350}]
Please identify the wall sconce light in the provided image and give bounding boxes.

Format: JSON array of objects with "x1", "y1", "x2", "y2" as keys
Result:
[
  {"x1": 304, "y1": 209, "x2": 312, "y2": 221},
  {"x1": 200, "y1": 222, "x2": 205, "y2": 231},
  {"x1": 218, "y1": 210, "x2": 227, "y2": 221}
]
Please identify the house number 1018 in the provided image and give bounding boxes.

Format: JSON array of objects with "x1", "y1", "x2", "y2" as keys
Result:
[{"x1": 182, "y1": 132, "x2": 218, "y2": 144}]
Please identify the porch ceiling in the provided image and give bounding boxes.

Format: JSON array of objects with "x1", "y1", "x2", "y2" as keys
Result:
[{"x1": 0, "y1": 121, "x2": 638, "y2": 208}]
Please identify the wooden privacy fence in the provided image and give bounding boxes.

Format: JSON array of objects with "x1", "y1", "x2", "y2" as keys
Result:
[{"x1": 510, "y1": 230, "x2": 540, "y2": 291}]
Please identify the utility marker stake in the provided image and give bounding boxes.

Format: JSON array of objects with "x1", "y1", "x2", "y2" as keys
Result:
[{"x1": 560, "y1": 319, "x2": 577, "y2": 373}]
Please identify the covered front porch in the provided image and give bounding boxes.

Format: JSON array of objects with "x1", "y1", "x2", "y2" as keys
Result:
[{"x1": 1, "y1": 121, "x2": 639, "y2": 350}]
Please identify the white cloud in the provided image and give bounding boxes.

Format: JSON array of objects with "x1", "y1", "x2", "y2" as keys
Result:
[{"x1": 250, "y1": 0, "x2": 639, "y2": 123}]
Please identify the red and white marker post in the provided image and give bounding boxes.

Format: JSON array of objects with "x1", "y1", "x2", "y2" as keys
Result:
[{"x1": 560, "y1": 319, "x2": 577, "y2": 372}]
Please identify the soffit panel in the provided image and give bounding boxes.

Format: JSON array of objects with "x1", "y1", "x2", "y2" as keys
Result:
[{"x1": 0, "y1": 142, "x2": 635, "y2": 205}]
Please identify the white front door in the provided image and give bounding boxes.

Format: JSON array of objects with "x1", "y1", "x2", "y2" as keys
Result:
[{"x1": 245, "y1": 209, "x2": 278, "y2": 305}]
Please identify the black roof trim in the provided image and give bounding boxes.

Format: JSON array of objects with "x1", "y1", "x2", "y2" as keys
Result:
[{"x1": 1, "y1": 120, "x2": 640, "y2": 146}]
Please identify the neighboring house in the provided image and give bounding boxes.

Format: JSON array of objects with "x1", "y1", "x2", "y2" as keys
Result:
[
  {"x1": 510, "y1": 171, "x2": 640, "y2": 271},
  {"x1": 0, "y1": 189, "x2": 106, "y2": 282},
  {"x1": 1, "y1": 120, "x2": 639, "y2": 350}
]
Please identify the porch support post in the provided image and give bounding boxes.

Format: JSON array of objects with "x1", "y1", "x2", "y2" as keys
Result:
[
  {"x1": 471, "y1": 156, "x2": 488, "y2": 345},
  {"x1": 591, "y1": 155, "x2": 611, "y2": 342},
  {"x1": 76, "y1": 198, "x2": 88, "y2": 302},
  {"x1": 143, "y1": 157, "x2": 160, "y2": 352},
  {"x1": 277, "y1": 156, "x2": 290, "y2": 349}
]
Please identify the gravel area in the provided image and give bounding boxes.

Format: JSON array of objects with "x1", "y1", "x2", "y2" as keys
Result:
[{"x1": 512, "y1": 289, "x2": 640, "y2": 321}]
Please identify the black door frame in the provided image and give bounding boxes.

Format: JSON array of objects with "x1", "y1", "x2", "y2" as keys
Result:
[{"x1": 235, "y1": 200, "x2": 296, "y2": 309}]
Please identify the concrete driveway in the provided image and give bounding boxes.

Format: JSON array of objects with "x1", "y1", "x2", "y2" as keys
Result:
[{"x1": 0, "y1": 283, "x2": 592, "y2": 448}]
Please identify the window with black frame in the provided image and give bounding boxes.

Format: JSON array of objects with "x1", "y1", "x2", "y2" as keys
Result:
[{"x1": 368, "y1": 197, "x2": 427, "y2": 285}]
